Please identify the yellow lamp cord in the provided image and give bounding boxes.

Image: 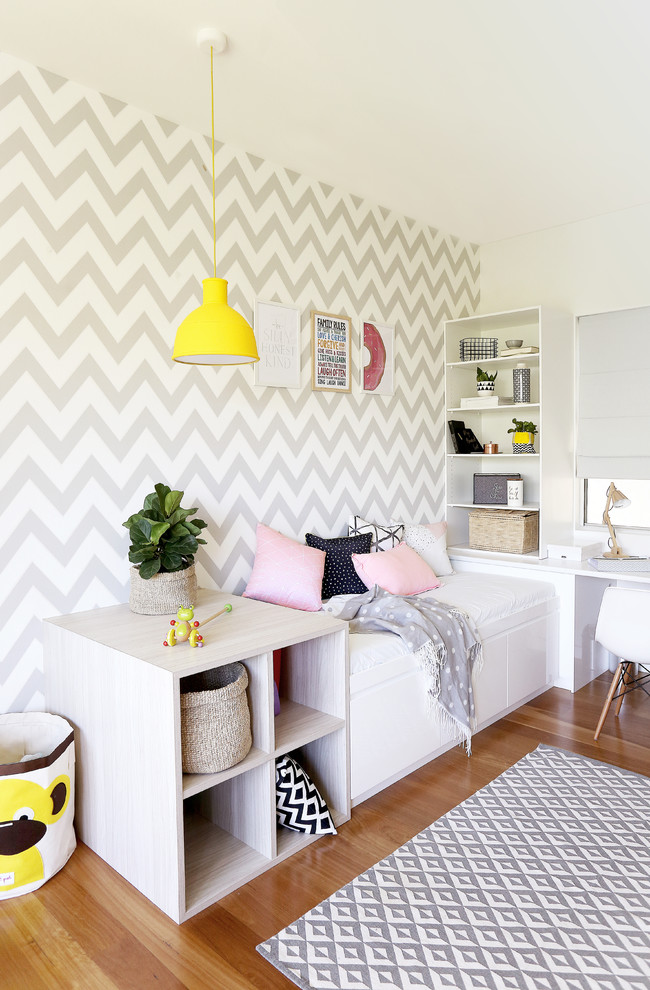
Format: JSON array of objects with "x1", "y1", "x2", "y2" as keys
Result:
[{"x1": 211, "y1": 45, "x2": 217, "y2": 279}]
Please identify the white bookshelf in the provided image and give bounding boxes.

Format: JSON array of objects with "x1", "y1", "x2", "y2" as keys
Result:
[
  {"x1": 445, "y1": 306, "x2": 574, "y2": 559},
  {"x1": 43, "y1": 589, "x2": 349, "y2": 923}
]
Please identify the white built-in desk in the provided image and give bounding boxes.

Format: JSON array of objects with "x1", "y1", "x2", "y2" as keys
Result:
[
  {"x1": 449, "y1": 550, "x2": 650, "y2": 691},
  {"x1": 43, "y1": 590, "x2": 349, "y2": 923}
]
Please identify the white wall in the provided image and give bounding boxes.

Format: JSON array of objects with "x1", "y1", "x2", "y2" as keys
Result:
[
  {"x1": 480, "y1": 203, "x2": 650, "y2": 316},
  {"x1": 480, "y1": 203, "x2": 650, "y2": 557}
]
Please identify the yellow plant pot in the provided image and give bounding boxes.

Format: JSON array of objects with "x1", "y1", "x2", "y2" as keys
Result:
[{"x1": 512, "y1": 430, "x2": 536, "y2": 453}]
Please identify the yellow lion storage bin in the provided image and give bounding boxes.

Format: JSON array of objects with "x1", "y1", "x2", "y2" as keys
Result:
[{"x1": 0, "y1": 712, "x2": 76, "y2": 899}]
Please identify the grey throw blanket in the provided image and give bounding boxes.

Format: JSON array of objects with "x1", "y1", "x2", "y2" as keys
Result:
[{"x1": 337, "y1": 586, "x2": 483, "y2": 752}]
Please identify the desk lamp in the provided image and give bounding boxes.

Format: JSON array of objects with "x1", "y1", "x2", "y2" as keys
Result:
[{"x1": 602, "y1": 482, "x2": 631, "y2": 558}]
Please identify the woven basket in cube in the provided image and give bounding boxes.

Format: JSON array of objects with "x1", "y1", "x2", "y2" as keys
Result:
[{"x1": 180, "y1": 662, "x2": 252, "y2": 774}]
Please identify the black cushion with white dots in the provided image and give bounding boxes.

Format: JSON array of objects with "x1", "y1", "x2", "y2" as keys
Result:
[{"x1": 305, "y1": 531, "x2": 373, "y2": 599}]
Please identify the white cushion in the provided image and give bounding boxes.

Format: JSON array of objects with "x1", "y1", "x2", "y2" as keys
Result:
[{"x1": 399, "y1": 521, "x2": 454, "y2": 576}]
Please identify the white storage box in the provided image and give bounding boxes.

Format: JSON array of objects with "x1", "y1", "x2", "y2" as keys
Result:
[{"x1": 546, "y1": 543, "x2": 602, "y2": 561}]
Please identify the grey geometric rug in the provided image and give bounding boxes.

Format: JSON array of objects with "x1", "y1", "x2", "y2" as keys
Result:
[{"x1": 257, "y1": 745, "x2": 650, "y2": 989}]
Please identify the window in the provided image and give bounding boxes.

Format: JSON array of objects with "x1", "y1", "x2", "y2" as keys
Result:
[
  {"x1": 583, "y1": 479, "x2": 650, "y2": 530},
  {"x1": 576, "y1": 308, "x2": 650, "y2": 482},
  {"x1": 578, "y1": 308, "x2": 650, "y2": 532}
]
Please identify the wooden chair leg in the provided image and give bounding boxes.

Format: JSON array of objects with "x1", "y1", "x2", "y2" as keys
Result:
[
  {"x1": 614, "y1": 661, "x2": 632, "y2": 717},
  {"x1": 594, "y1": 662, "x2": 623, "y2": 741}
]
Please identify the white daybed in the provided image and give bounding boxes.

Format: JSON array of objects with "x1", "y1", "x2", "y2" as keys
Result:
[{"x1": 337, "y1": 572, "x2": 559, "y2": 806}]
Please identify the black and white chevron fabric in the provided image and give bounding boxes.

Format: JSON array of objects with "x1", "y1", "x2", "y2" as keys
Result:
[
  {"x1": 276, "y1": 755, "x2": 336, "y2": 835},
  {"x1": 260, "y1": 745, "x2": 650, "y2": 989},
  {"x1": 348, "y1": 516, "x2": 404, "y2": 552}
]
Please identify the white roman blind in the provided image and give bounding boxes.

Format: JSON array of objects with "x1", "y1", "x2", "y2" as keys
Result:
[{"x1": 577, "y1": 307, "x2": 650, "y2": 480}]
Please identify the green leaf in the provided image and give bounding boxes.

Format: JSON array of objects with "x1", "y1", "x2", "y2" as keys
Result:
[
  {"x1": 161, "y1": 551, "x2": 184, "y2": 571},
  {"x1": 129, "y1": 527, "x2": 150, "y2": 548},
  {"x1": 173, "y1": 507, "x2": 204, "y2": 526},
  {"x1": 148, "y1": 521, "x2": 171, "y2": 546},
  {"x1": 164, "y1": 490, "x2": 184, "y2": 517},
  {"x1": 184, "y1": 520, "x2": 207, "y2": 537},
  {"x1": 166, "y1": 538, "x2": 199, "y2": 556},
  {"x1": 143, "y1": 492, "x2": 160, "y2": 513},
  {"x1": 168, "y1": 533, "x2": 198, "y2": 549},
  {"x1": 138, "y1": 557, "x2": 161, "y2": 579},
  {"x1": 169, "y1": 522, "x2": 190, "y2": 539},
  {"x1": 134, "y1": 517, "x2": 152, "y2": 542},
  {"x1": 142, "y1": 507, "x2": 164, "y2": 522},
  {"x1": 154, "y1": 483, "x2": 171, "y2": 514},
  {"x1": 196, "y1": 538, "x2": 207, "y2": 545},
  {"x1": 129, "y1": 548, "x2": 155, "y2": 563}
]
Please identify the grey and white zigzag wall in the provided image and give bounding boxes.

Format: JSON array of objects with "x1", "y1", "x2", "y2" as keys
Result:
[{"x1": 0, "y1": 52, "x2": 479, "y2": 713}]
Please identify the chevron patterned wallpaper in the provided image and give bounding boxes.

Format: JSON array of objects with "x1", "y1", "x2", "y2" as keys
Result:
[{"x1": 0, "y1": 52, "x2": 479, "y2": 713}]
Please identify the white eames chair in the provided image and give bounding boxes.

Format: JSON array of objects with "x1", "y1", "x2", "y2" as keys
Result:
[{"x1": 593, "y1": 587, "x2": 650, "y2": 740}]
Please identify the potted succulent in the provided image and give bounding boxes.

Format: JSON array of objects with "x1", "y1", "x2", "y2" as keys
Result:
[
  {"x1": 507, "y1": 418, "x2": 537, "y2": 453},
  {"x1": 123, "y1": 483, "x2": 208, "y2": 614},
  {"x1": 476, "y1": 367, "x2": 498, "y2": 394}
]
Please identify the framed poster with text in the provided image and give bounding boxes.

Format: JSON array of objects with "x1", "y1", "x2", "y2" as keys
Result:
[
  {"x1": 254, "y1": 300, "x2": 301, "y2": 388},
  {"x1": 311, "y1": 310, "x2": 351, "y2": 392}
]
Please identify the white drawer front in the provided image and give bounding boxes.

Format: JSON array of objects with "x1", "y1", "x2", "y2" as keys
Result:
[{"x1": 507, "y1": 616, "x2": 549, "y2": 706}]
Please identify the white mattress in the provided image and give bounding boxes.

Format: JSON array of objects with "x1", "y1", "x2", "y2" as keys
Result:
[{"x1": 324, "y1": 573, "x2": 556, "y2": 676}]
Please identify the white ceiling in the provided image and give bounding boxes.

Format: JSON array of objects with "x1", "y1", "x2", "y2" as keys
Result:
[{"x1": 3, "y1": 0, "x2": 650, "y2": 244}]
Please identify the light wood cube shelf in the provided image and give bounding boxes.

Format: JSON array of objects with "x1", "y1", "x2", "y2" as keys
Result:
[{"x1": 43, "y1": 589, "x2": 349, "y2": 923}]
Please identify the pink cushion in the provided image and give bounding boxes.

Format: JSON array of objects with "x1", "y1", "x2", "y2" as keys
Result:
[
  {"x1": 243, "y1": 523, "x2": 326, "y2": 611},
  {"x1": 351, "y1": 541, "x2": 441, "y2": 595}
]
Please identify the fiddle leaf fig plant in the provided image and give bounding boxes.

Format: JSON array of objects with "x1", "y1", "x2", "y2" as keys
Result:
[{"x1": 123, "y1": 483, "x2": 208, "y2": 580}]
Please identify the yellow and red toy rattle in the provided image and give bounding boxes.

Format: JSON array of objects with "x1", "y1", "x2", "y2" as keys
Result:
[{"x1": 163, "y1": 603, "x2": 232, "y2": 648}]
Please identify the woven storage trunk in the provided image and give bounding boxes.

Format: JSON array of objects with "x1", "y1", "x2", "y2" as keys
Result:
[
  {"x1": 469, "y1": 508, "x2": 539, "y2": 554},
  {"x1": 180, "y1": 662, "x2": 252, "y2": 773}
]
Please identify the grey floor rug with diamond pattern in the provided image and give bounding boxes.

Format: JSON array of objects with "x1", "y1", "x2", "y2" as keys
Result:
[{"x1": 257, "y1": 745, "x2": 650, "y2": 989}]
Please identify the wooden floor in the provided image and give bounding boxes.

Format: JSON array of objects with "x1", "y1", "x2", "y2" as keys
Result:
[{"x1": 2, "y1": 672, "x2": 648, "y2": 990}]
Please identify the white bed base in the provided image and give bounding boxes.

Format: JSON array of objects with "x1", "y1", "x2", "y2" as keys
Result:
[{"x1": 350, "y1": 596, "x2": 560, "y2": 806}]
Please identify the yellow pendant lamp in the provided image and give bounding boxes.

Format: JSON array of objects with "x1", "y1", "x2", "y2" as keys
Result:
[{"x1": 173, "y1": 30, "x2": 259, "y2": 366}]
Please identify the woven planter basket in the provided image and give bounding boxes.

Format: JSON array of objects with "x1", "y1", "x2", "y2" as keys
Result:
[
  {"x1": 180, "y1": 663, "x2": 252, "y2": 774},
  {"x1": 129, "y1": 563, "x2": 198, "y2": 615}
]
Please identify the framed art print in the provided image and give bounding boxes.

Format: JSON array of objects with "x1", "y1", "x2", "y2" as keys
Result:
[
  {"x1": 311, "y1": 311, "x2": 351, "y2": 392},
  {"x1": 254, "y1": 300, "x2": 301, "y2": 388},
  {"x1": 361, "y1": 321, "x2": 394, "y2": 395}
]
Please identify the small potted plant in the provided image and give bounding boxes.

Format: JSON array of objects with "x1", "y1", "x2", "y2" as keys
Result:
[
  {"x1": 507, "y1": 418, "x2": 537, "y2": 453},
  {"x1": 476, "y1": 366, "x2": 498, "y2": 394},
  {"x1": 123, "y1": 483, "x2": 208, "y2": 614}
]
